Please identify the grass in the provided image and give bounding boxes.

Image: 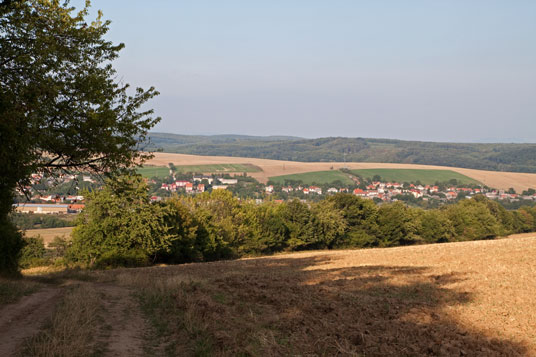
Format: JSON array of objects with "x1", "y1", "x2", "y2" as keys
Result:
[
  {"x1": 0, "y1": 278, "x2": 42, "y2": 306},
  {"x1": 350, "y1": 168, "x2": 482, "y2": 185},
  {"x1": 173, "y1": 163, "x2": 261, "y2": 174},
  {"x1": 21, "y1": 284, "x2": 104, "y2": 357},
  {"x1": 5, "y1": 234, "x2": 536, "y2": 355},
  {"x1": 138, "y1": 164, "x2": 261, "y2": 179},
  {"x1": 137, "y1": 166, "x2": 171, "y2": 179},
  {"x1": 269, "y1": 170, "x2": 354, "y2": 185},
  {"x1": 106, "y1": 235, "x2": 535, "y2": 355}
]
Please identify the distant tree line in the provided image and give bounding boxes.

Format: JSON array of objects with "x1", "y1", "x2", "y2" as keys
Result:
[
  {"x1": 147, "y1": 133, "x2": 536, "y2": 173},
  {"x1": 58, "y1": 176, "x2": 536, "y2": 269},
  {"x1": 11, "y1": 214, "x2": 75, "y2": 230}
]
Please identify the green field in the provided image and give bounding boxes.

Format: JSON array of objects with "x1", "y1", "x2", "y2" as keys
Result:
[
  {"x1": 350, "y1": 169, "x2": 481, "y2": 185},
  {"x1": 138, "y1": 164, "x2": 261, "y2": 178},
  {"x1": 137, "y1": 166, "x2": 170, "y2": 179},
  {"x1": 173, "y1": 163, "x2": 261, "y2": 174},
  {"x1": 269, "y1": 170, "x2": 354, "y2": 185}
]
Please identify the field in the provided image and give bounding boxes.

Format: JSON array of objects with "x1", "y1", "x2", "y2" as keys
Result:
[
  {"x1": 269, "y1": 170, "x2": 354, "y2": 185},
  {"x1": 1, "y1": 234, "x2": 535, "y2": 355},
  {"x1": 145, "y1": 152, "x2": 536, "y2": 192},
  {"x1": 25, "y1": 227, "x2": 73, "y2": 247},
  {"x1": 172, "y1": 163, "x2": 261, "y2": 174},
  {"x1": 137, "y1": 166, "x2": 170, "y2": 179},
  {"x1": 138, "y1": 163, "x2": 260, "y2": 178},
  {"x1": 350, "y1": 168, "x2": 481, "y2": 185}
]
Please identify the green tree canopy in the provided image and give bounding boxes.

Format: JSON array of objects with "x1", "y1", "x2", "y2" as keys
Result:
[
  {"x1": 0, "y1": 0, "x2": 159, "y2": 274},
  {"x1": 69, "y1": 176, "x2": 177, "y2": 266}
]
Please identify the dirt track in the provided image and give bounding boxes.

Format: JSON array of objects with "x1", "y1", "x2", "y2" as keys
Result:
[
  {"x1": 95, "y1": 283, "x2": 146, "y2": 357},
  {"x1": 0, "y1": 287, "x2": 61, "y2": 355},
  {"x1": 147, "y1": 152, "x2": 536, "y2": 192}
]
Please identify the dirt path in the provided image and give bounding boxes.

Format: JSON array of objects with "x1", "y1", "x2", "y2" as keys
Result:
[
  {"x1": 94, "y1": 283, "x2": 147, "y2": 357},
  {"x1": 0, "y1": 287, "x2": 61, "y2": 356}
]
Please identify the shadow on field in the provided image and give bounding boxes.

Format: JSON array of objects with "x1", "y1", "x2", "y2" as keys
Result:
[{"x1": 146, "y1": 254, "x2": 527, "y2": 356}]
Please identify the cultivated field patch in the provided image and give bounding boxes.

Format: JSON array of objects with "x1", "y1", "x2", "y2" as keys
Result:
[
  {"x1": 269, "y1": 170, "x2": 354, "y2": 185},
  {"x1": 138, "y1": 163, "x2": 261, "y2": 178},
  {"x1": 172, "y1": 163, "x2": 261, "y2": 174},
  {"x1": 350, "y1": 168, "x2": 481, "y2": 185},
  {"x1": 25, "y1": 227, "x2": 73, "y2": 247},
  {"x1": 137, "y1": 166, "x2": 170, "y2": 179}
]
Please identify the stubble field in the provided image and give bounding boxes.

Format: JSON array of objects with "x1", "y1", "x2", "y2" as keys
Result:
[
  {"x1": 2, "y1": 234, "x2": 535, "y2": 355},
  {"x1": 25, "y1": 227, "x2": 73, "y2": 247},
  {"x1": 146, "y1": 152, "x2": 536, "y2": 192}
]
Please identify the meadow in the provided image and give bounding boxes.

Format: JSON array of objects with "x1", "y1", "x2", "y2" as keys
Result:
[
  {"x1": 2, "y1": 234, "x2": 535, "y2": 356},
  {"x1": 137, "y1": 166, "x2": 170, "y2": 179},
  {"x1": 268, "y1": 170, "x2": 354, "y2": 185},
  {"x1": 137, "y1": 163, "x2": 261, "y2": 178},
  {"x1": 350, "y1": 168, "x2": 481, "y2": 185}
]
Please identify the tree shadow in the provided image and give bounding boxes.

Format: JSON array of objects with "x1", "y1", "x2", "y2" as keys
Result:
[{"x1": 160, "y1": 254, "x2": 528, "y2": 356}]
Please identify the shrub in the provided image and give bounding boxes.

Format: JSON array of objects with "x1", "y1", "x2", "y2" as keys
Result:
[{"x1": 19, "y1": 236, "x2": 48, "y2": 269}]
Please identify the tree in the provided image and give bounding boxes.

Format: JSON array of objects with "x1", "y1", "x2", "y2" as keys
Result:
[
  {"x1": 0, "y1": 0, "x2": 159, "y2": 274},
  {"x1": 325, "y1": 194, "x2": 379, "y2": 247},
  {"x1": 376, "y1": 202, "x2": 420, "y2": 246},
  {"x1": 69, "y1": 176, "x2": 177, "y2": 267}
]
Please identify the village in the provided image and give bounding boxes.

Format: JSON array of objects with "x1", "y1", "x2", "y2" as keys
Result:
[{"x1": 12, "y1": 169, "x2": 536, "y2": 216}]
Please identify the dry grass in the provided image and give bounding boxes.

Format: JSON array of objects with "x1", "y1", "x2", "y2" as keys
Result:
[
  {"x1": 25, "y1": 227, "x2": 73, "y2": 247},
  {"x1": 146, "y1": 152, "x2": 536, "y2": 192},
  {"x1": 20, "y1": 284, "x2": 102, "y2": 357},
  {"x1": 0, "y1": 278, "x2": 42, "y2": 306},
  {"x1": 6, "y1": 234, "x2": 536, "y2": 355},
  {"x1": 99, "y1": 233, "x2": 536, "y2": 356}
]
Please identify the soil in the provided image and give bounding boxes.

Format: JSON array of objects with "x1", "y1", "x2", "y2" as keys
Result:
[
  {"x1": 94, "y1": 283, "x2": 146, "y2": 357},
  {"x1": 0, "y1": 287, "x2": 61, "y2": 356}
]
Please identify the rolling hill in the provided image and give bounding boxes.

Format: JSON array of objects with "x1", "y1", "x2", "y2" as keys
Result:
[
  {"x1": 146, "y1": 153, "x2": 536, "y2": 192},
  {"x1": 146, "y1": 133, "x2": 536, "y2": 173}
]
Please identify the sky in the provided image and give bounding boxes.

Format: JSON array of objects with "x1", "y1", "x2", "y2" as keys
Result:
[{"x1": 72, "y1": 1, "x2": 536, "y2": 143}]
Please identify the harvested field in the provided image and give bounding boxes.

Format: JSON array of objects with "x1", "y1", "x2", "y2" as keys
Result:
[
  {"x1": 138, "y1": 163, "x2": 261, "y2": 179},
  {"x1": 25, "y1": 227, "x2": 73, "y2": 247},
  {"x1": 146, "y1": 152, "x2": 536, "y2": 192},
  {"x1": 109, "y1": 233, "x2": 536, "y2": 355},
  {"x1": 2, "y1": 234, "x2": 535, "y2": 355}
]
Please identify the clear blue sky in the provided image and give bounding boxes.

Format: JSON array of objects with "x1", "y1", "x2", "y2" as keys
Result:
[{"x1": 74, "y1": 0, "x2": 536, "y2": 142}]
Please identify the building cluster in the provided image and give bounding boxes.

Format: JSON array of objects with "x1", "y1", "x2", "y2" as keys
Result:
[
  {"x1": 265, "y1": 181, "x2": 536, "y2": 203},
  {"x1": 14, "y1": 202, "x2": 85, "y2": 214},
  {"x1": 159, "y1": 176, "x2": 239, "y2": 194}
]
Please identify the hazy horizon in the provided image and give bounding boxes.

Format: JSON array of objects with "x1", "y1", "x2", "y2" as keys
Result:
[
  {"x1": 150, "y1": 131, "x2": 536, "y2": 145},
  {"x1": 75, "y1": 1, "x2": 536, "y2": 143}
]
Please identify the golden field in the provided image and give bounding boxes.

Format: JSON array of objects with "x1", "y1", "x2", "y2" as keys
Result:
[
  {"x1": 24, "y1": 227, "x2": 73, "y2": 247},
  {"x1": 2, "y1": 234, "x2": 535, "y2": 355}
]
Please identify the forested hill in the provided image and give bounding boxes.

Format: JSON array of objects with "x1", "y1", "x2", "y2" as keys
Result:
[{"x1": 146, "y1": 132, "x2": 536, "y2": 173}]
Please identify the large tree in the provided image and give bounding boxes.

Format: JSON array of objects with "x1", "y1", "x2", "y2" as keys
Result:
[{"x1": 0, "y1": 0, "x2": 160, "y2": 275}]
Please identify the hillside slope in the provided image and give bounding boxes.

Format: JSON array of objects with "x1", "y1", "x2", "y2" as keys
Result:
[
  {"x1": 147, "y1": 132, "x2": 536, "y2": 173},
  {"x1": 146, "y1": 152, "x2": 536, "y2": 191}
]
